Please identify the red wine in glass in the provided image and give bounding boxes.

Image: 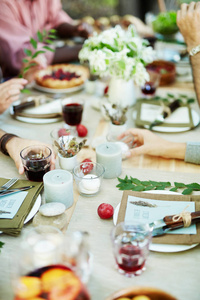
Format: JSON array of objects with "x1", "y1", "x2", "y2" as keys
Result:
[
  {"x1": 62, "y1": 103, "x2": 83, "y2": 126},
  {"x1": 24, "y1": 157, "x2": 50, "y2": 182},
  {"x1": 141, "y1": 81, "x2": 156, "y2": 96},
  {"x1": 117, "y1": 244, "x2": 145, "y2": 274}
]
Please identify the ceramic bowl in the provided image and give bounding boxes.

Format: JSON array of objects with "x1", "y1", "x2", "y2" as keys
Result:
[
  {"x1": 73, "y1": 162, "x2": 105, "y2": 197},
  {"x1": 105, "y1": 286, "x2": 177, "y2": 300},
  {"x1": 146, "y1": 60, "x2": 176, "y2": 86}
]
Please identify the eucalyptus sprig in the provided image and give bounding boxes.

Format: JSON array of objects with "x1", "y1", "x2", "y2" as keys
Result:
[
  {"x1": 20, "y1": 29, "x2": 57, "y2": 93},
  {"x1": 139, "y1": 93, "x2": 195, "y2": 105},
  {"x1": 0, "y1": 241, "x2": 4, "y2": 252},
  {"x1": 116, "y1": 176, "x2": 200, "y2": 195}
]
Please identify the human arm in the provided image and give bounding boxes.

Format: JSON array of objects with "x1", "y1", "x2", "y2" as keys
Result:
[
  {"x1": 0, "y1": 78, "x2": 28, "y2": 113},
  {"x1": 118, "y1": 128, "x2": 186, "y2": 160},
  {"x1": 177, "y1": 2, "x2": 200, "y2": 106},
  {"x1": 0, "y1": 130, "x2": 56, "y2": 174}
]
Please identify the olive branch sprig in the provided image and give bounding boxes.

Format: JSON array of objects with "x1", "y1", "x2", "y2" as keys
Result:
[
  {"x1": 116, "y1": 176, "x2": 200, "y2": 195},
  {"x1": 20, "y1": 29, "x2": 57, "y2": 93},
  {"x1": 0, "y1": 241, "x2": 4, "y2": 253}
]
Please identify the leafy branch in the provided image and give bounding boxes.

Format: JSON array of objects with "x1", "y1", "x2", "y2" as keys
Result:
[
  {"x1": 20, "y1": 29, "x2": 57, "y2": 92},
  {"x1": 116, "y1": 176, "x2": 200, "y2": 195},
  {"x1": 139, "y1": 93, "x2": 195, "y2": 105}
]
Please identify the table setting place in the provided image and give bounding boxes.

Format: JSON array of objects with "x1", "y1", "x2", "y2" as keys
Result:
[{"x1": 1, "y1": 14, "x2": 200, "y2": 300}]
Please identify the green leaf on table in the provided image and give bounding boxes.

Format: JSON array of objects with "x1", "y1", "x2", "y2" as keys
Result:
[
  {"x1": 187, "y1": 98, "x2": 195, "y2": 104},
  {"x1": 32, "y1": 50, "x2": 45, "y2": 59},
  {"x1": 155, "y1": 185, "x2": 166, "y2": 190},
  {"x1": 119, "y1": 184, "x2": 135, "y2": 190},
  {"x1": 167, "y1": 93, "x2": 174, "y2": 98},
  {"x1": 149, "y1": 180, "x2": 163, "y2": 187},
  {"x1": 144, "y1": 186, "x2": 154, "y2": 191},
  {"x1": 130, "y1": 177, "x2": 142, "y2": 185},
  {"x1": 174, "y1": 182, "x2": 186, "y2": 188},
  {"x1": 179, "y1": 94, "x2": 187, "y2": 98},
  {"x1": 182, "y1": 188, "x2": 193, "y2": 195},
  {"x1": 43, "y1": 46, "x2": 55, "y2": 52},
  {"x1": 30, "y1": 37, "x2": 37, "y2": 49},
  {"x1": 170, "y1": 187, "x2": 178, "y2": 192},
  {"x1": 141, "y1": 181, "x2": 150, "y2": 185},
  {"x1": 131, "y1": 186, "x2": 145, "y2": 192},
  {"x1": 0, "y1": 241, "x2": 5, "y2": 251},
  {"x1": 24, "y1": 48, "x2": 32, "y2": 56},
  {"x1": 186, "y1": 183, "x2": 200, "y2": 190}
]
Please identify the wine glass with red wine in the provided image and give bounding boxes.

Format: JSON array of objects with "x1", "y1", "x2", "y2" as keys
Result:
[
  {"x1": 141, "y1": 70, "x2": 160, "y2": 98},
  {"x1": 61, "y1": 98, "x2": 84, "y2": 129}
]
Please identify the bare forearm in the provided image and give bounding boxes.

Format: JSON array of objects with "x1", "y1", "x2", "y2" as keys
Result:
[
  {"x1": 160, "y1": 140, "x2": 187, "y2": 160},
  {"x1": 188, "y1": 55, "x2": 200, "y2": 106}
]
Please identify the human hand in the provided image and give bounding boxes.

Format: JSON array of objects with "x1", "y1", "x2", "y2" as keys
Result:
[
  {"x1": 0, "y1": 78, "x2": 28, "y2": 114},
  {"x1": 118, "y1": 128, "x2": 186, "y2": 160},
  {"x1": 21, "y1": 54, "x2": 48, "y2": 83},
  {"x1": 6, "y1": 137, "x2": 56, "y2": 175},
  {"x1": 177, "y1": 2, "x2": 200, "y2": 51}
]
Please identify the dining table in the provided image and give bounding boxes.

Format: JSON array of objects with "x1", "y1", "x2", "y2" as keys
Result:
[{"x1": 0, "y1": 72, "x2": 200, "y2": 300}]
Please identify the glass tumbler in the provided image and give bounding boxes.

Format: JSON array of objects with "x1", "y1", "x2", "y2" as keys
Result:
[{"x1": 111, "y1": 222, "x2": 152, "y2": 277}]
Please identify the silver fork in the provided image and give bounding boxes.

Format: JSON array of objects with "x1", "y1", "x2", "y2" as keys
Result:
[{"x1": 0, "y1": 178, "x2": 18, "y2": 192}]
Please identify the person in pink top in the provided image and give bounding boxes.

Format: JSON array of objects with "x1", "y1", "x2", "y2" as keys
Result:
[{"x1": 0, "y1": 0, "x2": 91, "y2": 78}]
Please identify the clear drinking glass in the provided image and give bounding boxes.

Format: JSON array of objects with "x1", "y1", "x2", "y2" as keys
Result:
[
  {"x1": 20, "y1": 145, "x2": 52, "y2": 182},
  {"x1": 111, "y1": 222, "x2": 152, "y2": 277},
  {"x1": 141, "y1": 70, "x2": 160, "y2": 98},
  {"x1": 61, "y1": 98, "x2": 84, "y2": 128},
  {"x1": 11, "y1": 226, "x2": 90, "y2": 300}
]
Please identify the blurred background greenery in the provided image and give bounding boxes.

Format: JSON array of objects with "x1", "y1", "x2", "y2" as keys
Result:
[{"x1": 61, "y1": 0, "x2": 198, "y2": 20}]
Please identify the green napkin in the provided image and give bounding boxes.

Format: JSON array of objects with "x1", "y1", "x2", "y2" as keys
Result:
[
  {"x1": 0, "y1": 178, "x2": 43, "y2": 236},
  {"x1": 135, "y1": 99, "x2": 194, "y2": 129}
]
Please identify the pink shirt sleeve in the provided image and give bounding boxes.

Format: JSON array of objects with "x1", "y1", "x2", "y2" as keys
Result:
[{"x1": 0, "y1": 0, "x2": 73, "y2": 76}]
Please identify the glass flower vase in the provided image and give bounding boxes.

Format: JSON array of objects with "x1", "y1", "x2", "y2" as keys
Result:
[{"x1": 108, "y1": 77, "x2": 136, "y2": 108}]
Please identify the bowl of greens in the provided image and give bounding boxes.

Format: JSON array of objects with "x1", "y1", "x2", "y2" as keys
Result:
[{"x1": 152, "y1": 11, "x2": 178, "y2": 36}]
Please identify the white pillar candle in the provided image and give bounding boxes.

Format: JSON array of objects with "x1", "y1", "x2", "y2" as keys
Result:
[
  {"x1": 96, "y1": 143, "x2": 122, "y2": 179},
  {"x1": 43, "y1": 170, "x2": 73, "y2": 209}
]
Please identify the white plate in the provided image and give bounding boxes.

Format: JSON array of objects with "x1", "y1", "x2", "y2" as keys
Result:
[
  {"x1": 34, "y1": 82, "x2": 85, "y2": 94},
  {"x1": 113, "y1": 190, "x2": 199, "y2": 253},
  {"x1": 12, "y1": 115, "x2": 62, "y2": 124},
  {"x1": 134, "y1": 109, "x2": 200, "y2": 133},
  {"x1": 24, "y1": 194, "x2": 41, "y2": 224}
]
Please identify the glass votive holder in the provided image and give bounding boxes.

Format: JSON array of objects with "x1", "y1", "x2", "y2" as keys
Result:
[
  {"x1": 73, "y1": 162, "x2": 105, "y2": 197},
  {"x1": 111, "y1": 222, "x2": 152, "y2": 277},
  {"x1": 63, "y1": 231, "x2": 93, "y2": 284},
  {"x1": 141, "y1": 70, "x2": 160, "y2": 98},
  {"x1": 11, "y1": 226, "x2": 91, "y2": 300},
  {"x1": 20, "y1": 145, "x2": 52, "y2": 182},
  {"x1": 106, "y1": 134, "x2": 133, "y2": 160}
]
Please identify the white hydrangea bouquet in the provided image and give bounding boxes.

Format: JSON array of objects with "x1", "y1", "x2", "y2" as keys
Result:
[{"x1": 79, "y1": 25, "x2": 155, "y2": 86}]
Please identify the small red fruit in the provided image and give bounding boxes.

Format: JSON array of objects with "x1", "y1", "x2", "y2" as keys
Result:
[
  {"x1": 80, "y1": 158, "x2": 93, "y2": 174},
  {"x1": 58, "y1": 128, "x2": 70, "y2": 137},
  {"x1": 97, "y1": 203, "x2": 114, "y2": 219},
  {"x1": 104, "y1": 85, "x2": 109, "y2": 95},
  {"x1": 76, "y1": 124, "x2": 88, "y2": 137}
]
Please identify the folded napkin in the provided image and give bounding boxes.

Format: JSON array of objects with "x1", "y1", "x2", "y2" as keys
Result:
[
  {"x1": 118, "y1": 191, "x2": 200, "y2": 245},
  {"x1": 0, "y1": 178, "x2": 43, "y2": 236},
  {"x1": 135, "y1": 99, "x2": 194, "y2": 129}
]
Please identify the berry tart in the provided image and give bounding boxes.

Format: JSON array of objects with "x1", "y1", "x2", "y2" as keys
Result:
[{"x1": 35, "y1": 64, "x2": 89, "y2": 89}]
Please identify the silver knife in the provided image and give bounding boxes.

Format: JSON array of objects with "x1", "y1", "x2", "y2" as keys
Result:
[
  {"x1": 152, "y1": 216, "x2": 200, "y2": 237},
  {"x1": 0, "y1": 186, "x2": 34, "y2": 197},
  {"x1": 149, "y1": 99, "x2": 181, "y2": 130}
]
